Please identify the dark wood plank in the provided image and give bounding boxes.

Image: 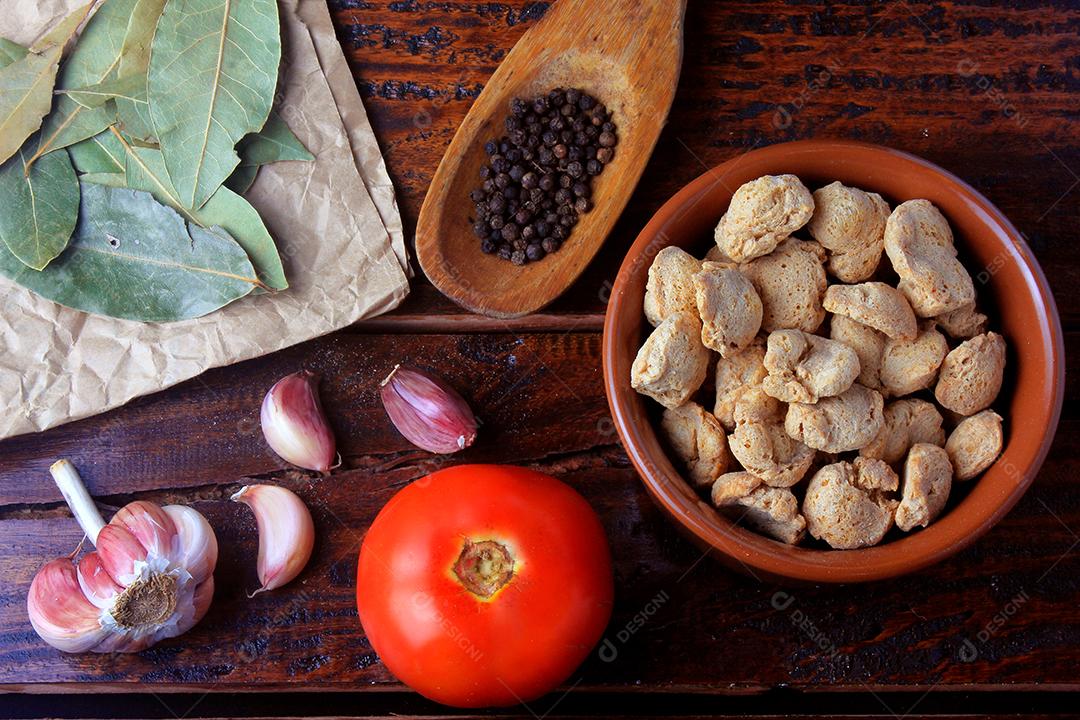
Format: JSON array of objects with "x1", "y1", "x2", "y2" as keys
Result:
[
  {"x1": 335, "y1": 0, "x2": 1080, "y2": 322},
  {"x1": 2, "y1": 0, "x2": 1079, "y2": 702},
  {"x1": 0, "y1": 330, "x2": 1078, "y2": 691}
]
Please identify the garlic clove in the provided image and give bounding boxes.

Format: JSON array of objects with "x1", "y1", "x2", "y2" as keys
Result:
[
  {"x1": 379, "y1": 365, "x2": 478, "y2": 454},
  {"x1": 189, "y1": 576, "x2": 215, "y2": 629},
  {"x1": 94, "y1": 523, "x2": 148, "y2": 586},
  {"x1": 112, "y1": 501, "x2": 177, "y2": 558},
  {"x1": 76, "y1": 552, "x2": 122, "y2": 609},
  {"x1": 163, "y1": 505, "x2": 218, "y2": 584},
  {"x1": 231, "y1": 484, "x2": 314, "y2": 594},
  {"x1": 261, "y1": 370, "x2": 337, "y2": 472},
  {"x1": 27, "y1": 559, "x2": 110, "y2": 654}
]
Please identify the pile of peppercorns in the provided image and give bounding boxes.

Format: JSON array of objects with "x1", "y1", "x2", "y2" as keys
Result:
[{"x1": 470, "y1": 87, "x2": 618, "y2": 265}]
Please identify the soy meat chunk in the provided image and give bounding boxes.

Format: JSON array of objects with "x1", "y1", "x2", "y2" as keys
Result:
[
  {"x1": 694, "y1": 263, "x2": 762, "y2": 357},
  {"x1": 945, "y1": 410, "x2": 1004, "y2": 481},
  {"x1": 711, "y1": 472, "x2": 807, "y2": 545},
  {"x1": 704, "y1": 245, "x2": 736, "y2": 264},
  {"x1": 785, "y1": 384, "x2": 885, "y2": 454},
  {"x1": 830, "y1": 315, "x2": 886, "y2": 391},
  {"x1": 802, "y1": 458, "x2": 899, "y2": 549},
  {"x1": 740, "y1": 238, "x2": 828, "y2": 333},
  {"x1": 934, "y1": 301, "x2": 988, "y2": 340},
  {"x1": 934, "y1": 332, "x2": 1006, "y2": 416},
  {"x1": 730, "y1": 388, "x2": 815, "y2": 488},
  {"x1": 807, "y1": 182, "x2": 891, "y2": 282},
  {"x1": 661, "y1": 402, "x2": 732, "y2": 488},
  {"x1": 714, "y1": 175, "x2": 815, "y2": 262},
  {"x1": 713, "y1": 338, "x2": 768, "y2": 431},
  {"x1": 895, "y1": 443, "x2": 953, "y2": 531},
  {"x1": 644, "y1": 246, "x2": 703, "y2": 327},
  {"x1": 823, "y1": 282, "x2": 917, "y2": 341},
  {"x1": 879, "y1": 321, "x2": 949, "y2": 397},
  {"x1": 631, "y1": 313, "x2": 711, "y2": 409},
  {"x1": 883, "y1": 199, "x2": 975, "y2": 317},
  {"x1": 761, "y1": 329, "x2": 860, "y2": 404},
  {"x1": 860, "y1": 399, "x2": 946, "y2": 464}
]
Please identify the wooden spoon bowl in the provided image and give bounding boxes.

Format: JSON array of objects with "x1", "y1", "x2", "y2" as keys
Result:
[{"x1": 416, "y1": 0, "x2": 687, "y2": 318}]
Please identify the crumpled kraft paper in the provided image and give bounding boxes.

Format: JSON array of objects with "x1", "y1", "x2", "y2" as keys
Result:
[{"x1": 0, "y1": 0, "x2": 410, "y2": 440}]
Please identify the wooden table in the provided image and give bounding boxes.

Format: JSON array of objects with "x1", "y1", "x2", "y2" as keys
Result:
[{"x1": 1, "y1": 1, "x2": 1078, "y2": 717}]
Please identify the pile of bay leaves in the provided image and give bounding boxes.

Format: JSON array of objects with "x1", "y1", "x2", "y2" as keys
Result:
[{"x1": 0, "y1": 0, "x2": 313, "y2": 323}]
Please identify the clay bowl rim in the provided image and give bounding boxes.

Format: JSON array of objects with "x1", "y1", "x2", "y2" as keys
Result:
[{"x1": 602, "y1": 138, "x2": 1065, "y2": 584}]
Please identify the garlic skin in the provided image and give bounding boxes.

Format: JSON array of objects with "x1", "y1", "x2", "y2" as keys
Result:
[
  {"x1": 261, "y1": 370, "x2": 336, "y2": 471},
  {"x1": 380, "y1": 365, "x2": 478, "y2": 454},
  {"x1": 231, "y1": 484, "x2": 313, "y2": 594},
  {"x1": 27, "y1": 460, "x2": 217, "y2": 654}
]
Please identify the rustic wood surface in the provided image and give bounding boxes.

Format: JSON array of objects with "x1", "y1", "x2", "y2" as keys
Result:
[{"x1": 1, "y1": 0, "x2": 1078, "y2": 715}]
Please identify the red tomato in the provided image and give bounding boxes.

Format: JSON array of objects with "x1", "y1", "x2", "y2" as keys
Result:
[{"x1": 356, "y1": 464, "x2": 613, "y2": 708}]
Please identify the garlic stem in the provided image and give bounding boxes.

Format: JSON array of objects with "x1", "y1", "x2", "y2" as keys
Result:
[{"x1": 49, "y1": 460, "x2": 105, "y2": 545}]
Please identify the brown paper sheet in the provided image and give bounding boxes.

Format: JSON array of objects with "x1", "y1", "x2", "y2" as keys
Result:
[
  {"x1": 298, "y1": 0, "x2": 411, "y2": 277},
  {"x1": 0, "y1": 0, "x2": 410, "y2": 440}
]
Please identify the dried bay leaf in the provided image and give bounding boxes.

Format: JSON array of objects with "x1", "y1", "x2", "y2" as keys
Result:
[
  {"x1": 114, "y1": 0, "x2": 166, "y2": 141},
  {"x1": 148, "y1": 0, "x2": 281, "y2": 210},
  {"x1": 31, "y1": 0, "x2": 147, "y2": 165},
  {"x1": 68, "y1": 129, "x2": 125, "y2": 174},
  {"x1": 0, "y1": 45, "x2": 65, "y2": 165},
  {"x1": 224, "y1": 163, "x2": 259, "y2": 194},
  {"x1": 0, "y1": 145, "x2": 79, "y2": 270},
  {"x1": 0, "y1": 182, "x2": 260, "y2": 322},
  {"x1": 61, "y1": 70, "x2": 143, "y2": 108},
  {"x1": 238, "y1": 112, "x2": 315, "y2": 166},
  {"x1": 94, "y1": 128, "x2": 286, "y2": 289},
  {"x1": 0, "y1": 39, "x2": 28, "y2": 68}
]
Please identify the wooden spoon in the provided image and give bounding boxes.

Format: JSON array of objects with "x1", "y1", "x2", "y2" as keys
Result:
[{"x1": 416, "y1": 0, "x2": 687, "y2": 318}]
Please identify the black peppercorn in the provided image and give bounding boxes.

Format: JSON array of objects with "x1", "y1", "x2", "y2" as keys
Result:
[{"x1": 470, "y1": 88, "x2": 616, "y2": 265}]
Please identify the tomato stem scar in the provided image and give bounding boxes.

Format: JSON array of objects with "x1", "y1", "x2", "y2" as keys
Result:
[{"x1": 453, "y1": 540, "x2": 514, "y2": 598}]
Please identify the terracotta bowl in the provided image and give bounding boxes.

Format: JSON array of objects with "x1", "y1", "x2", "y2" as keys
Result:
[{"x1": 602, "y1": 139, "x2": 1064, "y2": 583}]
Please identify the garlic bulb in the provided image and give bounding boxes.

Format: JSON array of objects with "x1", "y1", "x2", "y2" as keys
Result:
[
  {"x1": 27, "y1": 460, "x2": 218, "y2": 654},
  {"x1": 380, "y1": 365, "x2": 478, "y2": 454},
  {"x1": 232, "y1": 484, "x2": 314, "y2": 594},
  {"x1": 261, "y1": 370, "x2": 337, "y2": 471}
]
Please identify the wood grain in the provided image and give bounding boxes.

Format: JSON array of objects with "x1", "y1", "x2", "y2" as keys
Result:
[
  {"x1": 346, "y1": 0, "x2": 1080, "y2": 323},
  {"x1": 0, "y1": 0, "x2": 1078, "y2": 703},
  {"x1": 414, "y1": 0, "x2": 685, "y2": 317},
  {"x1": 1, "y1": 330, "x2": 1079, "y2": 691}
]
